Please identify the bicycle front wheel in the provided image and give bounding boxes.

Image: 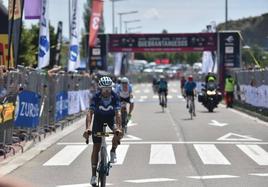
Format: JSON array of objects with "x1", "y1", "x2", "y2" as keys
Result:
[{"x1": 99, "y1": 173, "x2": 106, "y2": 187}]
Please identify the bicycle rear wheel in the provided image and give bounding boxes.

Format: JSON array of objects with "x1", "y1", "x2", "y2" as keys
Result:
[
  {"x1": 98, "y1": 147, "x2": 108, "y2": 187},
  {"x1": 189, "y1": 101, "x2": 193, "y2": 120},
  {"x1": 121, "y1": 110, "x2": 128, "y2": 134}
]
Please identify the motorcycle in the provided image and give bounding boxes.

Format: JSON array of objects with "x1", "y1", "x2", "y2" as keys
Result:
[{"x1": 198, "y1": 82, "x2": 222, "y2": 112}]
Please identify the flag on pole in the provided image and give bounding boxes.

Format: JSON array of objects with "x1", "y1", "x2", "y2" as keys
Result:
[
  {"x1": 37, "y1": 0, "x2": 50, "y2": 69},
  {"x1": 24, "y1": 0, "x2": 41, "y2": 19},
  {"x1": 68, "y1": 0, "x2": 80, "y2": 72},
  {"x1": 8, "y1": 0, "x2": 23, "y2": 68},
  {"x1": 89, "y1": 0, "x2": 103, "y2": 48}
]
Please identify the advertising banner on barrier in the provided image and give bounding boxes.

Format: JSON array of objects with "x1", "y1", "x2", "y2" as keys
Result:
[
  {"x1": 14, "y1": 91, "x2": 41, "y2": 128},
  {"x1": 79, "y1": 90, "x2": 90, "y2": 111},
  {"x1": 55, "y1": 91, "x2": 68, "y2": 122},
  {"x1": 68, "y1": 91, "x2": 80, "y2": 115},
  {"x1": 0, "y1": 95, "x2": 16, "y2": 125},
  {"x1": 239, "y1": 85, "x2": 268, "y2": 109}
]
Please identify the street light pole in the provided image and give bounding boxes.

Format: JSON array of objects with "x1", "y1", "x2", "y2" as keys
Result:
[
  {"x1": 225, "y1": 0, "x2": 228, "y2": 30},
  {"x1": 111, "y1": 0, "x2": 126, "y2": 33},
  {"x1": 124, "y1": 19, "x2": 141, "y2": 33},
  {"x1": 118, "y1": 11, "x2": 138, "y2": 33}
]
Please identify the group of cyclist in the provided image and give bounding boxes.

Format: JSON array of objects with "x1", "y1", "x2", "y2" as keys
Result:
[
  {"x1": 84, "y1": 71, "x2": 222, "y2": 186},
  {"x1": 83, "y1": 75, "x2": 134, "y2": 186}
]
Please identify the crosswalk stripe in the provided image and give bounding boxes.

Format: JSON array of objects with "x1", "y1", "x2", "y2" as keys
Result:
[
  {"x1": 153, "y1": 95, "x2": 158, "y2": 99},
  {"x1": 149, "y1": 144, "x2": 176, "y2": 164},
  {"x1": 107, "y1": 145, "x2": 129, "y2": 165},
  {"x1": 194, "y1": 144, "x2": 231, "y2": 165},
  {"x1": 43, "y1": 145, "x2": 87, "y2": 166},
  {"x1": 140, "y1": 96, "x2": 148, "y2": 99},
  {"x1": 237, "y1": 145, "x2": 268, "y2": 165},
  {"x1": 167, "y1": 95, "x2": 173, "y2": 99}
]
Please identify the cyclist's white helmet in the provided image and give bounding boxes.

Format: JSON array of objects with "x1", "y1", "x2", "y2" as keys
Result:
[
  {"x1": 121, "y1": 77, "x2": 129, "y2": 84},
  {"x1": 98, "y1": 76, "x2": 113, "y2": 88}
]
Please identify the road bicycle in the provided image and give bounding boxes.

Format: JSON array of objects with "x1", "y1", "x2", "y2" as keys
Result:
[
  {"x1": 86, "y1": 123, "x2": 113, "y2": 187},
  {"x1": 121, "y1": 101, "x2": 129, "y2": 134},
  {"x1": 159, "y1": 92, "x2": 166, "y2": 112},
  {"x1": 187, "y1": 95, "x2": 195, "y2": 120}
]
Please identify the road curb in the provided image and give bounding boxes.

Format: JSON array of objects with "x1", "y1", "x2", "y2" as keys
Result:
[{"x1": 0, "y1": 116, "x2": 86, "y2": 176}]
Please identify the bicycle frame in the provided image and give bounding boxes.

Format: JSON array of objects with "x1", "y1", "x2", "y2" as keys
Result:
[
  {"x1": 121, "y1": 101, "x2": 128, "y2": 133},
  {"x1": 187, "y1": 95, "x2": 195, "y2": 120},
  {"x1": 160, "y1": 92, "x2": 166, "y2": 112},
  {"x1": 89, "y1": 123, "x2": 113, "y2": 187}
]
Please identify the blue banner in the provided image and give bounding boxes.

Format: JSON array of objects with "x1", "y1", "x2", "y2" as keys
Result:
[
  {"x1": 14, "y1": 91, "x2": 41, "y2": 128},
  {"x1": 55, "y1": 91, "x2": 68, "y2": 122}
]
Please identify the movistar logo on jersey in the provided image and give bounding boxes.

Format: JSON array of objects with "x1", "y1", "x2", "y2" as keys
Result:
[{"x1": 99, "y1": 105, "x2": 114, "y2": 111}]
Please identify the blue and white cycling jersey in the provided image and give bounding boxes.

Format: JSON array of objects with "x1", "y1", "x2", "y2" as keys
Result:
[
  {"x1": 90, "y1": 91, "x2": 121, "y2": 122},
  {"x1": 116, "y1": 84, "x2": 133, "y2": 99}
]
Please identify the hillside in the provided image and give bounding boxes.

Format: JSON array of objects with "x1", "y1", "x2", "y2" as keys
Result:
[{"x1": 217, "y1": 13, "x2": 268, "y2": 49}]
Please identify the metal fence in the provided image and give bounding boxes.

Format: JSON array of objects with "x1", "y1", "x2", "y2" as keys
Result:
[{"x1": 0, "y1": 68, "x2": 91, "y2": 158}]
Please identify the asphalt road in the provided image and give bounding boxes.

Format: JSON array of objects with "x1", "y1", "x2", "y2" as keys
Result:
[{"x1": 6, "y1": 81, "x2": 268, "y2": 187}]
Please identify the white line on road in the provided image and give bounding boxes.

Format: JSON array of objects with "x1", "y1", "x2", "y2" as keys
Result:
[
  {"x1": 57, "y1": 141, "x2": 268, "y2": 145},
  {"x1": 43, "y1": 145, "x2": 87, "y2": 166},
  {"x1": 171, "y1": 89, "x2": 178, "y2": 93},
  {"x1": 188, "y1": 175, "x2": 239, "y2": 179},
  {"x1": 177, "y1": 95, "x2": 184, "y2": 99},
  {"x1": 209, "y1": 120, "x2": 228, "y2": 127},
  {"x1": 194, "y1": 144, "x2": 231, "y2": 165},
  {"x1": 140, "y1": 96, "x2": 148, "y2": 99},
  {"x1": 249, "y1": 173, "x2": 268, "y2": 177},
  {"x1": 149, "y1": 144, "x2": 176, "y2": 164},
  {"x1": 57, "y1": 183, "x2": 113, "y2": 187},
  {"x1": 125, "y1": 178, "x2": 177, "y2": 183},
  {"x1": 167, "y1": 95, "x2": 173, "y2": 99},
  {"x1": 134, "y1": 90, "x2": 141, "y2": 93},
  {"x1": 237, "y1": 145, "x2": 268, "y2": 165},
  {"x1": 107, "y1": 145, "x2": 129, "y2": 165},
  {"x1": 144, "y1": 89, "x2": 150, "y2": 93},
  {"x1": 218, "y1": 133, "x2": 261, "y2": 141},
  {"x1": 153, "y1": 95, "x2": 158, "y2": 99}
]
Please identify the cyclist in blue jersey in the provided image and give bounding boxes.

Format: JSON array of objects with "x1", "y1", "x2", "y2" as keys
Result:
[
  {"x1": 83, "y1": 76, "x2": 122, "y2": 186},
  {"x1": 157, "y1": 75, "x2": 168, "y2": 107},
  {"x1": 183, "y1": 75, "x2": 197, "y2": 116}
]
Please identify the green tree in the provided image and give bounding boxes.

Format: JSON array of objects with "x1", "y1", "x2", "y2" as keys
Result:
[{"x1": 19, "y1": 24, "x2": 57, "y2": 67}]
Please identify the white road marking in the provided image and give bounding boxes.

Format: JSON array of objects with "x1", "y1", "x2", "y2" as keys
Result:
[
  {"x1": 144, "y1": 89, "x2": 150, "y2": 93},
  {"x1": 217, "y1": 133, "x2": 262, "y2": 141},
  {"x1": 237, "y1": 145, "x2": 268, "y2": 165},
  {"x1": 127, "y1": 120, "x2": 138, "y2": 127},
  {"x1": 208, "y1": 120, "x2": 228, "y2": 127},
  {"x1": 125, "y1": 178, "x2": 177, "y2": 183},
  {"x1": 107, "y1": 145, "x2": 129, "y2": 165},
  {"x1": 107, "y1": 134, "x2": 142, "y2": 141},
  {"x1": 140, "y1": 96, "x2": 148, "y2": 99},
  {"x1": 167, "y1": 95, "x2": 173, "y2": 99},
  {"x1": 57, "y1": 141, "x2": 268, "y2": 146},
  {"x1": 188, "y1": 175, "x2": 239, "y2": 179},
  {"x1": 149, "y1": 144, "x2": 176, "y2": 164},
  {"x1": 43, "y1": 145, "x2": 87, "y2": 166},
  {"x1": 57, "y1": 183, "x2": 113, "y2": 187},
  {"x1": 171, "y1": 89, "x2": 178, "y2": 93},
  {"x1": 153, "y1": 95, "x2": 158, "y2": 99},
  {"x1": 134, "y1": 90, "x2": 141, "y2": 93},
  {"x1": 194, "y1": 144, "x2": 231, "y2": 165},
  {"x1": 249, "y1": 173, "x2": 268, "y2": 177},
  {"x1": 177, "y1": 95, "x2": 184, "y2": 99}
]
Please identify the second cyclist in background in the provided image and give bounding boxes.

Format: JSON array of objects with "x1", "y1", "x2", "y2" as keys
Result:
[
  {"x1": 116, "y1": 77, "x2": 134, "y2": 132},
  {"x1": 157, "y1": 75, "x2": 168, "y2": 107},
  {"x1": 183, "y1": 75, "x2": 197, "y2": 116}
]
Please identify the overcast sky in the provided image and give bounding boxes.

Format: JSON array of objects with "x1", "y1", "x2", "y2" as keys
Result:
[{"x1": 3, "y1": 0, "x2": 268, "y2": 38}]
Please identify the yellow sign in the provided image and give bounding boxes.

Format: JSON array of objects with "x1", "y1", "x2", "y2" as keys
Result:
[
  {"x1": 1, "y1": 102, "x2": 15, "y2": 123},
  {"x1": 0, "y1": 34, "x2": 14, "y2": 67},
  {"x1": 8, "y1": 0, "x2": 22, "y2": 20},
  {"x1": 0, "y1": 105, "x2": 3, "y2": 123}
]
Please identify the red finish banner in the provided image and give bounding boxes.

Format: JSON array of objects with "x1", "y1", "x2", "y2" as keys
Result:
[
  {"x1": 89, "y1": 0, "x2": 103, "y2": 48},
  {"x1": 109, "y1": 33, "x2": 217, "y2": 52}
]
